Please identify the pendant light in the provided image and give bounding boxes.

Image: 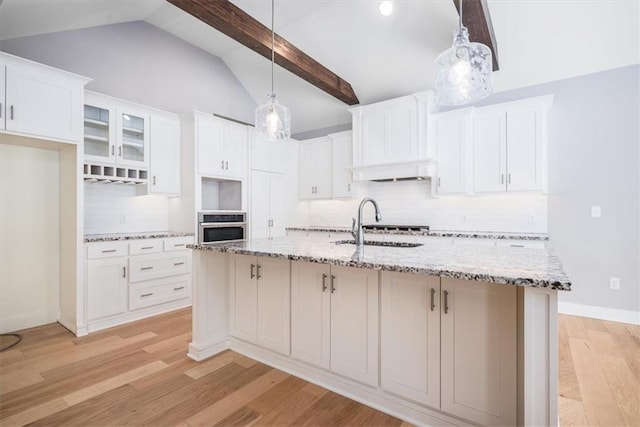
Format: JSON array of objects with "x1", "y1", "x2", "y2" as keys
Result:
[
  {"x1": 255, "y1": 0, "x2": 291, "y2": 140},
  {"x1": 434, "y1": 0, "x2": 493, "y2": 106}
]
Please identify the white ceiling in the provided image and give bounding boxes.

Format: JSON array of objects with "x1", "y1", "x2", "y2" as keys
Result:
[{"x1": 1, "y1": 0, "x2": 638, "y2": 134}]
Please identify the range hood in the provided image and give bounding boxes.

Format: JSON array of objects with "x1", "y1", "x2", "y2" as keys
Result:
[{"x1": 347, "y1": 159, "x2": 436, "y2": 182}]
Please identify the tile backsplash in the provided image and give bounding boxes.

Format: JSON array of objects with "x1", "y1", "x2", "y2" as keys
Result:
[
  {"x1": 293, "y1": 180, "x2": 548, "y2": 234},
  {"x1": 84, "y1": 183, "x2": 169, "y2": 234}
]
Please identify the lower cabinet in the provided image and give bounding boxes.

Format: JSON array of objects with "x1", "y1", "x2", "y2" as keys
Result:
[
  {"x1": 381, "y1": 272, "x2": 517, "y2": 426},
  {"x1": 291, "y1": 261, "x2": 379, "y2": 387},
  {"x1": 85, "y1": 236, "x2": 193, "y2": 332},
  {"x1": 230, "y1": 254, "x2": 290, "y2": 355}
]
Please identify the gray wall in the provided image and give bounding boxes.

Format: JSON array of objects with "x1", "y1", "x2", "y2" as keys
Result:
[
  {"x1": 469, "y1": 66, "x2": 639, "y2": 313},
  {"x1": 0, "y1": 21, "x2": 257, "y2": 123}
]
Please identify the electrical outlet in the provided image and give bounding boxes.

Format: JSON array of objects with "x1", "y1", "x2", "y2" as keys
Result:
[
  {"x1": 591, "y1": 206, "x2": 601, "y2": 218},
  {"x1": 120, "y1": 214, "x2": 127, "y2": 224},
  {"x1": 609, "y1": 277, "x2": 620, "y2": 290}
]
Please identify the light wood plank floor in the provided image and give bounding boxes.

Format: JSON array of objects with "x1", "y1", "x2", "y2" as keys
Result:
[{"x1": 1, "y1": 309, "x2": 638, "y2": 426}]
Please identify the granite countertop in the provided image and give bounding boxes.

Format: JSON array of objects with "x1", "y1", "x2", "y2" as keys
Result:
[
  {"x1": 285, "y1": 226, "x2": 548, "y2": 241},
  {"x1": 188, "y1": 236, "x2": 570, "y2": 291},
  {"x1": 85, "y1": 231, "x2": 194, "y2": 243}
]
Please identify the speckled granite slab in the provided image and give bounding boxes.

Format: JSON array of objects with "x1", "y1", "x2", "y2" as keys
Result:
[
  {"x1": 188, "y1": 236, "x2": 570, "y2": 290},
  {"x1": 285, "y1": 226, "x2": 548, "y2": 241},
  {"x1": 85, "y1": 231, "x2": 194, "y2": 243}
]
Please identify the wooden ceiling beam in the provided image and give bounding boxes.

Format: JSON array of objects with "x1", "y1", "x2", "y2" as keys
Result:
[
  {"x1": 453, "y1": 0, "x2": 499, "y2": 71},
  {"x1": 167, "y1": 0, "x2": 359, "y2": 105}
]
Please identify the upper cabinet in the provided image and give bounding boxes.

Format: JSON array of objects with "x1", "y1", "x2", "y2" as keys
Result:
[
  {"x1": 473, "y1": 96, "x2": 552, "y2": 193},
  {"x1": 330, "y1": 131, "x2": 355, "y2": 199},
  {"x1": 149, "y1": 112, "x2": 181, "y2": 196},
  {"x1": 349, "y1": 91, "x2": 435, "y2": 181},
  {"x1": 299, "y1": 137, "x2": 332, "y2": 200},
  {"x1": 433, "y1": 109, "x2": 472, "y2": 195},
  {"x1": 250, "y1": 130, "x2": 289, "y2": 174},
  {"x1": 84, "y1": 91, "x2": 150, "y2": 168},
  {"x1": 0, "y1": 52, "x2": 90, "y2": 144},
  {"x1": 196, "y1": 114, "x2": 247, "y2": 180}
]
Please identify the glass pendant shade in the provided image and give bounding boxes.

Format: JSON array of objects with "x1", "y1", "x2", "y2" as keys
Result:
[
  {"x1": 435, "y1": 26, "x2": 493, "y2": 106},
  {"x1": 255, "y1": 92, "x2": 291, "y2": 141}
]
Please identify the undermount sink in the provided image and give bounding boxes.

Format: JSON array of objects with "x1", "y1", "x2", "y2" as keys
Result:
[{"x1": 334, "y1": 239, "x2": 423, "y2": 248}]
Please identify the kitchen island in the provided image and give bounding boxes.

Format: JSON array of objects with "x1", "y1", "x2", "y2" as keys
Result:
[{"x1": 187, "y1": 236, "x2": 570, "y2": 426}]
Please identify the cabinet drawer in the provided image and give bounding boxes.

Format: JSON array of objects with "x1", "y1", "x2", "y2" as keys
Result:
[
  {"x1": 129, "y1": 276, "x2": 190, "y2": 310},
  {"x1": 129, "y1": 239, "x2": 163, "y2": 255},
  {"x1": 129, "y1": 253, "x2": 190, "y2": 283},
  {"x1": 164, "y1": 236, "x2": 193, "y2": 252},
  {"x1": 87, "y1": 241, "x2": 129, "y2": 259},
  {"x1": 495, "y1": 240, "x2": 546, "y2": 249}
]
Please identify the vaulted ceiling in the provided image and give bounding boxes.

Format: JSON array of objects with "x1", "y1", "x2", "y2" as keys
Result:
[{"x1": 0, "y1": 0, "x2": 638, "y2": 134}]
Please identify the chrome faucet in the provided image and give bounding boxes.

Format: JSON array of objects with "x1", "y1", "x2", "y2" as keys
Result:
[{"x1": 351, "y1": 197, "x2": 382, "y2": 249}]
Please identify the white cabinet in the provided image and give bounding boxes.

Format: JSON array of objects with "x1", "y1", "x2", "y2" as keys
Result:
[
  {"x1": 0, "y1": 52, "x2": 89, "y2": 143},
  {"x1": 149, "y1": 112, "x2": 181, "y2": 196},
  {"x1": 329, "y1": 131, "x2": 355, "y2": 198},
  {"x1": 473, "y1": 97, "x2": 551, "y2": 193},
  {"x1": 250, "y1": 170, "x2": 285, "y2": 240},
  {"x1": 381, "y1": 272, "x2": 440, "y2": 408},
  {"x1": 197, "y1": 115, "x2": 247, "y2": 180},
  {"x1": 381, "y1": 271, "x2": 517, "y2": 426},
  {"x1": 250, "y1": 132, "x2": 288, "y2": 174},
  {"x1": 299, "y1": 138, "x2": 332, "y2": 199},
  {"x1": 440, "y1": 278, "x2": 517, "y2": 426},
  {"x1": 230, "y1": 255, "x2": 290, "y2": 355},
  {"x1": 291, "y1": 261, "x2": 378, "y2": 386},
  {"x1": 87, "y1": 257, "x2": 127, "y2": 321},
  {"x1": 84, "y1": 91, "x2": 150, "y2": 168},
  {"x1": 433, "y1": 108, "x2": 471, "y2": 195}
]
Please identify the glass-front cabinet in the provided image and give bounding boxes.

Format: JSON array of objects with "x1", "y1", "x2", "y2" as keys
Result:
[{"x1": 83, "y1": 91, "x2": 149, "y2": 168}]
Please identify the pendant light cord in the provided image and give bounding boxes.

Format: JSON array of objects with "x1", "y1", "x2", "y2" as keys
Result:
[
  {"x1": 271, "y1": 0, "x2": 275, "y2": 95},
  {"x1": 458, "y1": 0, "x2": 462, "y2": 31}
]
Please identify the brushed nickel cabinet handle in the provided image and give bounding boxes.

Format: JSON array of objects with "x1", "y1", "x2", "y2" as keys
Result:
[
  {"x1": 347, "y1": 183, "x2": 351, "y2": 192},
  {"x1": 322, "y1": 274, "x2": 328, "y2": 292},
  {"x1": 111, "y1": 145, "x2": 115, "y2": 156},
  {"x1": 9, "y1": 105, "x2": 14, "y2": 120},
  {"x1": 174, "y1": 286, "x2": 185, "y2": 291},
  {"x1": 0, "y1": 102, "x2": 2, "y2": 118},
  {"x1": 174, "y1": 262, "x2": 185, "y2": 266},
  {"x1": 443, "y1": 290, "x2": 449, "y2": 314},
  {"x1": 118, "y1": 146, "x2": 122, "y2": 157},
  {"x1": 430, "y1": 288, "x2": 436, "y2": 311},
  {"x1": 141, "y1": 246, "x2": 154, "y2": 250},
  {"x1": 250, "y1": 263, "x2": 256, "y2": 279},
  {"x1": 174, "y1": 244, "x2": 185, "y2": 247},
  {"x1": 221, "y1": 160, "x2": 225, "y2": 170},
  {"x1": 141, "y1": 293, "x2": 153, "y2": 298},
  {"x1": 508, "y1": 173, "x2": 512, "y2": 184},
  {"x1": 122, "y1": 266, "x2": 126, "y2": 278},
  {"x1": 141, "y1": 266, "x2": 153, "y2": 271},
  {"x1": 330, "y1": 275, "x2": 336, "y2": 293},
  {"x1": 501, "y1": 173, "x2": 505, "y2": 184},
  {"x1": 225, "y1": 161, "x2": 229, "y2": 170},
  {"x1": 438, "y1": 177, "x2": 441, "y2": 187},
  {"x1": 256, "y1": 264, "x2": 262, "y2": 280},
  {"x1": 152, "y1": 176, "x2": 156, "y2": 186},
  {"x1": 102, "y1": 249, "x2": 117, "y2": 253}
]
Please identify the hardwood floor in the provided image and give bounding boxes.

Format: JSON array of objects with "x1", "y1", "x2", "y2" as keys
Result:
[{"x1": 1, "y1": 309, "x2": 638, "y2": 426}]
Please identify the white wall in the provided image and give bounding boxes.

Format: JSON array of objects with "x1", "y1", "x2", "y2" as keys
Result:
[
  {"x1": 295, "y1": 180, "x2": 547, "y2": 234},
  {"x1": 84, "y1": 184, "x2": 169, "y2": 235},
  {"x1": 0, "y1": 143, "x2": 60, "y2": 333}
]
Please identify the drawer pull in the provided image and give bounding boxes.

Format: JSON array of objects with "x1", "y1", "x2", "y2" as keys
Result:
[
  {"x1": 102, "y1": 249, "x2": 117, "y2": 253},
  {"x1": 174, "y1": 262, "x2": 185, "y2": 266},
  {"x1": 141, "y1": 293, "x2": 153, "y2": 298},
  {"x1": 443, "y1": 290, "x2": 449, "y2": 314},
  {"x1": 330, "y1": 275, "x2": 336, "y2": 293},
  {"x1": 141, "y1": 246, "x2": 154, "y2": 250},
  {"x1": 174, "y1": 286, "x2": 185, "y2": 291},
  {"x1": 430, "y1": 288, "x2": 436, "y2": 311},
  {"x1": 141, "y1": 266, "x2": 154, "y2": 271},
  {"x1": 174, "y1": 244, "x2": 185, "y2": 247},
  {"x1": 510, "y1": 244, "x2": 525, "y2": 248},
  {"x1": 256, "y1": 264, "x2": 262, "y2": 280}
]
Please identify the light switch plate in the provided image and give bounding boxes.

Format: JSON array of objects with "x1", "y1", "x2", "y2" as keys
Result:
[{"x1": 591, "y1": 206, "x2": 601, "y2": 218}]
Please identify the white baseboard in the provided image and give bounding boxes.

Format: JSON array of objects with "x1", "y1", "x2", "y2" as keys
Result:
[{"x1": 558, "y1": 302, "x2": 640, "y2": 325}]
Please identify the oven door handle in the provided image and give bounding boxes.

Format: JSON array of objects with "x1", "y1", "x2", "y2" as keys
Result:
[{"x1": 199, "y1": 222, "x2": 247, "y2": 228}]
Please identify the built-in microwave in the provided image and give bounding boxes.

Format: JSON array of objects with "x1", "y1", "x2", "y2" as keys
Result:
[{"x1": 198, "y1": 212, "x2": 246, "y2": 244}]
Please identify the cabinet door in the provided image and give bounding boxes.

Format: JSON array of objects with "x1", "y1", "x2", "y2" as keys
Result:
[
  {"x1": 434, "y1": 110, "x2": 469, "y2": 195},
  {"x1": 268, "y1": 173, "x2": 286, "y2": 238},
  {"x1": 117, "y1": 107, "x2": 149, "y2": 167},
  {"x1": 360, "y1": 109, "x2": 386, "y2": 165},
  {"x1": 298, "y1": 143, "x2": 315, "y2": 199},
  {"x1": 223, "y1": 122, "x2": 247, "y2": 179},
  {"x1": 250, "y1": 170, "x2": 270, "y2": 240},
  {"x1": 291, "y1": 261, "x2": 331, "y2": 370},
  {"x1": 381, "y1": 272, "x2": 440, "y2": 408},
  {"x1": 87, "y1": 258, "x2": 127, "y2": 321},
  {"x1": 150, "y1": 114, "x2": 180, "y2": 195},
  {"x1": 197, "y1": 118, "x2": 225, "y2": 176},
  {"x1": 0, "y1": 64, "x2": 5, "y2": 129},
  {"x1": 330, "y1": 265, "x2": 379, "y2": 386},
  {"x1": 229, "y1": 255, "x2": 258, "y2": 343},
  {"x1": 386, "y1": 100, "x2": 418, "y2": 162},
  {"x1": 507, "y1": 107, "x2": 543, "y2": 192},
  {"x1": 314, "y1": 140, "x2": 333, "y2": 199},
  {"x1": 440, "y1": 278, "x2": 517, "y2": 426},
  {"x1": 473, "y1": 109, "x2": 507, "y2": 193},
  {"x1": 83, "y1": 103, "x2": 115, "y2": 163},
  {"x1": 256, "y1": 257, "x2": 290, "y2": 355},
  {"x1": 331, "y1": 134, "x2": 354, "y2": 198},
  {"x1": 5, "y1": 62, "x2": 83, "y2": 142}
]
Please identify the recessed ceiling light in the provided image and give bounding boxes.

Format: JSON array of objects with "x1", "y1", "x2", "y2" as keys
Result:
[{"x1": 379, "y1": 1, "x2": 393, "y2": 16}]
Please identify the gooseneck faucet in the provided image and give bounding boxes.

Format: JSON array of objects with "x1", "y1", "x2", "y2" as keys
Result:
[{"x1": 351, "y1": 197, "x2": 382, "y2": 249}]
